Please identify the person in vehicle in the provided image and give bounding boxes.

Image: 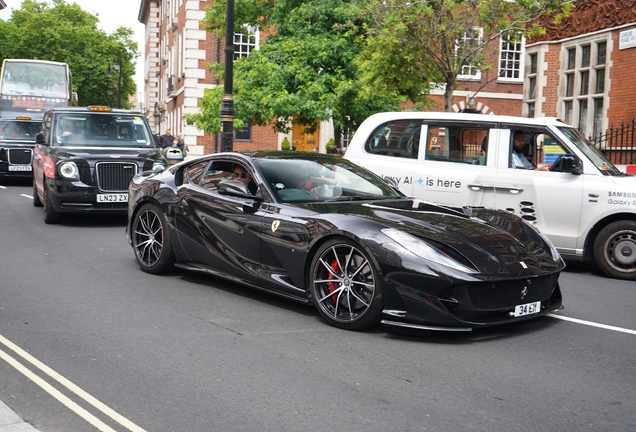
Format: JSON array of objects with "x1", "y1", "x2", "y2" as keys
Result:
[
  {"x1": 232, "y1": 164, "x2": 257, "y2": 194},
  {"x1": 511, "y1": 130, "x2": 549, "y2": 171}
]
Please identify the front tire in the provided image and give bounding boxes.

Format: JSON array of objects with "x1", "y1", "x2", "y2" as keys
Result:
[
  {"x1": 33, "y1": 178, "x2": 42, "y2": 207},
  {"x1": 43, "y1": 183, "x2": 61, "y2": 224},
  {"x1": 309, "y1": 238, "x2": 383, "y2": 330},
  {"x1": 131, "y1": 203, "x2": 175, "y2": 274},
  {"x1": 593, "y1": 221, "x2": 636, "y2": 280}
]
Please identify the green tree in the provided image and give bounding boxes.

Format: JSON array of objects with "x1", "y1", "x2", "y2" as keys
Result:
[
  {"x1": 357, "y1": 0, "x2": 574, "y2": 112},
  {"x1": 188, "y1": 0, "x2": 405, "y2": 146},
  {"x1": 0, "y1": 0, "x2": 139, "y2": 107}
]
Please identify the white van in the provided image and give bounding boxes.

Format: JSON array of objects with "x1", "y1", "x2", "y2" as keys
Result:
[{"x1": 345, "y1": 112, "x2": 636, "y2": 280}]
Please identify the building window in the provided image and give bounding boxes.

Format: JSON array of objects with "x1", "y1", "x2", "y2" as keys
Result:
[
  {"x1": 524, "y1": 53, "x2": 538, "y2": 117},
  {"x1": 559, "y1": 39, "x2": 608, "y2": 137},
  {"x1": 458, "y1": 27, "x2": 483, "y2": 80},
  {"x1": 234, "y1": 27, "x2": 259, "y2": 60},
  {"x1": 498, "y1": 32, "x2": 524, "y2": 81}
]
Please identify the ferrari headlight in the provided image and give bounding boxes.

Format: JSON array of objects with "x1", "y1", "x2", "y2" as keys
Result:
[
  {"x1": 523, "y1": 220, "x2": 561, "y2": 261},
  {"x1": 59, "y1": 161, "x2": 78, "y2": 179},
  {"x1": 382, "y1": 228, "x2": 476, "y2": 273}
]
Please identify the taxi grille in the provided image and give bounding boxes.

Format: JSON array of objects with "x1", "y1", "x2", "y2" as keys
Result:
[
  {"x1": 8, "y1": 148, "x2": 33, "y2": 164},
  {"x1": 96, "y1": 162, "x2": 137, "y2": 192}
]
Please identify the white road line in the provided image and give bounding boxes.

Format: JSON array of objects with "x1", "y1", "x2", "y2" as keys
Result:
[
  {"x1": 548, "y1": 314, "x2": 636, "y2": 335},
  {"x1": 0, "y1": 185, "x2": 6, "y2": 189},
  {"x1": 0, "y1": 334, "x2": 147, "y2": 432},
  {"x1": 21, "y1": 194, "x2": 33, "y2": 199}
]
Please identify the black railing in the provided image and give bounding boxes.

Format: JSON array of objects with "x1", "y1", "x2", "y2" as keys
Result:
[{"x1": 589, "y1": 119, "x2": 636, "y2": 165}]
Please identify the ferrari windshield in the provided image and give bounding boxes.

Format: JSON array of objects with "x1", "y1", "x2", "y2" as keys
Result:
[
  {"x1": 256, "y1": 156, "x2": 403, "y2": 203},
  {"x1": 54, "y1": 113, "x2": 154, "y2": 148}
]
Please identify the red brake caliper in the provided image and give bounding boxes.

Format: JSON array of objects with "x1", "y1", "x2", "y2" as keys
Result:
[{"x1": 327, "y1": 258, "x2": 340, "y2": 303}]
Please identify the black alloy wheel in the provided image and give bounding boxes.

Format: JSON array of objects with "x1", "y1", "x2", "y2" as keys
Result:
[
  {"x1": 594, "y1": 220, "x2": 636, "y2": 280},
  {"x1": 310, "y1": 238, "x2": 382, "y2": 330},
  {"x1": 132, "y1": 203, "x2": 175, "y2": 274}
]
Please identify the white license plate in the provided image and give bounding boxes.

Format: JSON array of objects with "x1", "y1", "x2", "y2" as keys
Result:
[
  {"x1": 97, "y1": 193, "x2": 128, "y2": 203},
  {"x1": 9, "y1": 165, "x2": 32, "y2": 171},
  {"x1": 514, "y1": 301, "x2": 541, "y2": 317}
]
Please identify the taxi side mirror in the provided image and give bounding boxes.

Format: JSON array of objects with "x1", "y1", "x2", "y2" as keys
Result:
[
  {"x1": 35, "y1": 132, "x2": 47, "y2": 145},
  {"x1": 551, "y1": 154, "x2": 582, "y2": 175}
]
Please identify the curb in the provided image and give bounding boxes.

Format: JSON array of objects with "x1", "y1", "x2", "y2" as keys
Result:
[{"x1": 0, "y1": 401, "x2": 39, "y2": 431}]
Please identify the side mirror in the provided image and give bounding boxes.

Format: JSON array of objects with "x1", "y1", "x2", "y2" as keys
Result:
[
  {"x1": 550, "y1": 154, "x2": 582, "y2": 175},
  {"x1": 382, "y1": 176, "x2": 400, "y2": 189},
  {"x1": 35, "y1": 132, "x2": 47, "y2": 145},
  {"x1": 218, "y1": 179, "x2": 262, "y2": 200}
]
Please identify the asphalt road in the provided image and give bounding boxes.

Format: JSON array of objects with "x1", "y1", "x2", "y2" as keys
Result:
[{"x1": 1, "y1": 178, "x2": 635, "y2": 432}]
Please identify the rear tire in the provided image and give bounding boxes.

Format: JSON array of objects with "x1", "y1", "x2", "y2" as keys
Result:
[
  {"x1": 593, "y1": 221, "x2": 636, "y2": 280},
  {"x1": 32, "y1": 178, "x2": 42, "y2": 207},
  {"x1": 43, "y1": 183, "x2": 61, "y2": 224},
  {"x1": 131, "y1": 203, "x2": 175, "y2": 274}
]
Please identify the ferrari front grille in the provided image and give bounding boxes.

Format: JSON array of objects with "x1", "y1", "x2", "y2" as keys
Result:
[
  {"x1": 96, "y1": 162, "x2": 137, "y2": 192},
  {"x1": 465, "y1": 274, "x2": 559, "y2": 310}
]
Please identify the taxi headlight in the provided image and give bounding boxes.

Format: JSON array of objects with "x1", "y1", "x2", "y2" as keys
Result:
[
  {"x1": 382, "y1": 228, "x2": 476, "y2": 273},
  {"x1": 59, "y1": 162, "x2": 79, "y2": 179}
]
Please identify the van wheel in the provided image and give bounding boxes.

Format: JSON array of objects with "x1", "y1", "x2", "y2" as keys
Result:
[
  {"x1": 33, "y1": 178, "x2": 43, "y2": 207},
  {"x1": 593, "y1": 221, "x2": 636, "y2": 280}
]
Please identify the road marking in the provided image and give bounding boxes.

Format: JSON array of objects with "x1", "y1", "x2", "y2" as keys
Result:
[
  {"x1": 0, "y1": 185, "x2": 6, "y2": 189},
  {"x1": 0, "y1": 334, "x2": 147, "y2": 432},
  {"x1": 548, "y1": 314, "x2": 636, "y2": 335},
  {"x1": 21, "y1": 194, "x2": 33, "y2": 199}
]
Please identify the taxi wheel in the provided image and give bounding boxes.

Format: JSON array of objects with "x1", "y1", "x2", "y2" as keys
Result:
[
  {"x1": 131, "y1": 203, "x2": 175, "y2": 274},
  {"x1": 309, "y1": 238, "x2": 383, "y2": 330},
  {"x1": 32, "y1": 178, "x2": 42, "y2": 207},
  {"x1": 593, "y1": 221, "x2": 636, "y2": 281},
  {"x1": 43, "y1": 184, "x2": 61, "y2": 224}
]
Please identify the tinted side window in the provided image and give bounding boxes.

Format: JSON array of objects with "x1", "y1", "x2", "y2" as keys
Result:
[
  {"x1": 364, "y1": 120, "x2": 422, "y2": 159},
  {"x1": 425, "y1": 125, "x2": 488, "y2": 165},
  {"x1": 185, "y1": 160, "x2": 208, "y2": 185}
]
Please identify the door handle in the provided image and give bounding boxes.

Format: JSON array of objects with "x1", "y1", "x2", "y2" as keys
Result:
[{"x1": 468, "y1": 184, "x2": 523, "y2": 194}]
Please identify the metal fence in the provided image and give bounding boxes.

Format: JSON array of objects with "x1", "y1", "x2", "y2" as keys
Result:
[{"x1": 589, "y1": 119, "x2": 636, "y2": 165}]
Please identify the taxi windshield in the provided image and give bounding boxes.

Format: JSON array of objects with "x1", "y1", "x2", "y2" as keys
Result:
[
  {"x1": 0, "y1": 119, "x2": 41, "y2": 142},
  {"x1": 557, "y1": 126, "x2": 624, "y2": 176},
  {"x1": 256, "y1": 156, "x2": 403, "y2": 203},
  {"x1": 54, "y1": 113, "x2": 154, "y2": 148}
]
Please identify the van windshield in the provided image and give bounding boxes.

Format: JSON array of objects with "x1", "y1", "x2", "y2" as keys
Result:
[{"x1": 557, "y1": 126, "x2": 624, "y2": 176}]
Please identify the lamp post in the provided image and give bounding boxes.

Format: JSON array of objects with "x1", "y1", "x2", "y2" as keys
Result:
[
  {"x1": 107, "y1": 62, "x2": 122, "y2": 109},
  {"x1": 220, "y1": 0, "x2": 235, "y2": 152}
]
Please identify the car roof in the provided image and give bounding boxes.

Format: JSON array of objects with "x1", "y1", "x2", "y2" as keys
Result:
[
  {"x1": 45, "y1": 107, "x2": 144, "y2": 115},
  {"x1": 361, "y1": 111, "x2": 575, "y2": 128}
]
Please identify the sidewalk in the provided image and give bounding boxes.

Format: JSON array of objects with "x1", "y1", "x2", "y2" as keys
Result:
[{"x1": 0, "y1": 401, "x2": 39, "y2": 431}]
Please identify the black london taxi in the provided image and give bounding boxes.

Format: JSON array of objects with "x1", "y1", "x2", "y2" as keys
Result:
[
  {"x1": 32, "y1": 106, "x2": 167, "y2": 224},
  {"x1": 0, "y1": 114, "x2": 42, "y2": 180}
]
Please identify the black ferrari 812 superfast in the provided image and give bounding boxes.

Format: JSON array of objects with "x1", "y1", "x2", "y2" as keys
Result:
[{"x1": 126, "y1": 151, "x2": 564, "y2": 332}]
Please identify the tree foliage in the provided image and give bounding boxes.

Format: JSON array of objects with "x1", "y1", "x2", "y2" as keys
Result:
[
  {"x1": 0, "y1": 0, "x2": 139, "y2": 107},
  {"x1": 357, "y1": 0, "x2": 574, "y2": 112},
  {"x1": 193, "y1": 0, "x2": 405, "y2": 144}
]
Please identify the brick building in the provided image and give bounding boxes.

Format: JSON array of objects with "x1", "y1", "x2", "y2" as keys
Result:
[{"x1": 137, "y1": 0, "x2": 279, "y2": 157}]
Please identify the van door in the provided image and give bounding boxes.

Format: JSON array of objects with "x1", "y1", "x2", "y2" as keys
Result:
[
  {"x1": 480, "y1": 127, "x2": 584, "y2": 251},
  {"x1": 412, "y1": 121, "x2": 495, "y2": 207}
]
